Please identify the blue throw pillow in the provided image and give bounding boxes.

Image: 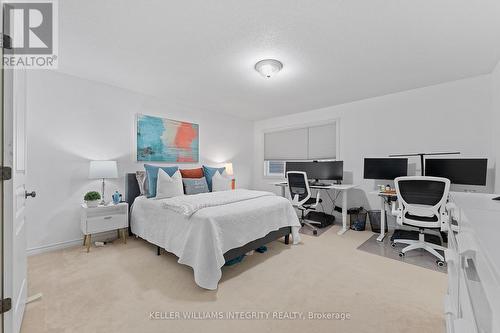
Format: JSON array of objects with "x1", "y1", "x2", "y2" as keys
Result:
[
  {"x1": 144, "y1": 164, "x2": 179, "y2": 198},
  {"x1": 203, "y1": 165, "x2": 225, "y2": 191},
  {"x1": 182, "y1": 177, "x2": 209, "y2": 195}
]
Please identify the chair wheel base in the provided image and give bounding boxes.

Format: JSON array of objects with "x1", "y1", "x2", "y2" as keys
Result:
[
  {"x1": 390, "y1": 242, "x2": 396, "y2": 248},
  {"x1": 436, "y1": 260, "x2": 446, "y2": 267},
  {"x1": 398, "y1": 252, "x2": 405, "y2": 258},
  {"x1": 313, "y1": 230, "x2": 318, "y2": 236}
]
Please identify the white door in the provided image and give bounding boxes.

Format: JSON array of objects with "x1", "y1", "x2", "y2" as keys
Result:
[
  {"x1": 2, "y1": 2, "x2": 34, "y2": 330},
  {"x1": 3, "y1": 66, "x2": 29, "y2": 332}
]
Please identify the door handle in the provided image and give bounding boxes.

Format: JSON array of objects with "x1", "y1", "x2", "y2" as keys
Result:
[{"x1": 25, "y1": 191, "x2": 36, "y2": 199}]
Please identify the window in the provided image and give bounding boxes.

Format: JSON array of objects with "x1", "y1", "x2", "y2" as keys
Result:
[
  {"x1": 263, "y1": 121, "x2": 339, "y2": 176},
  {"x1": 264, "y1": 160, "x2": 286, "y2": 177}
]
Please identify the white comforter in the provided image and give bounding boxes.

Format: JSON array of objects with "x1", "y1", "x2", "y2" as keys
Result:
[
  {"x1": 163, "y1": 189, "x2": 276, "y2": 217},
  {"x1": 131, "y1": 190, "x2": 301, "y2": 290}
]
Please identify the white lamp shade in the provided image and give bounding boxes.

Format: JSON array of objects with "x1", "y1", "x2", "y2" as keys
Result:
[
  {"x1": 224, "y1": 163, "x2": 234, "y2": 176},
  {"x1": 89, "y1": 161, "x2": 118, "y2": 179}
]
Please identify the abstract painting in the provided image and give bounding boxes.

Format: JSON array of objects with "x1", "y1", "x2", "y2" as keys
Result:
[{"x1": 136, "y1": 114, "x2": 199, "y2": 162}]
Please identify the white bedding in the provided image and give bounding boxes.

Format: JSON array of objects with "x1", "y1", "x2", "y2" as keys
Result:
[
  {"x1": 163, "y1": 189, "x2": 276, "y2": 217},
  {"x1": 130, "y1": 190, "x2": 301, "y2": 290}
]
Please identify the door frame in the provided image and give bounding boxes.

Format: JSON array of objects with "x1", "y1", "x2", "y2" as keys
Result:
[{"x1": 0, "y1": 0, "x2": 4, "y2": 330}]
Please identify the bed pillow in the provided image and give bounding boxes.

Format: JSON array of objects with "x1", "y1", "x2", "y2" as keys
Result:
[
  {"x1": 155, "y1": 169, "x2": 184, "y2": 199},
  {"x1": 180, "y1": 167, "x2": 204, "y2": 179},
  {"x1": 202, "y1": 165, "x2": 226, "y2": 191},
  {"x1": 135, "y1": 171, "x2": 149, "y2": 195},
  {"x1": 182, "y1": 177, "x2": 209, "y2": 195},
  {"x1": 144, "y1": 164, "x2": 179, "y2": 198},
  {"x1": 212, "y1": 171, "x2": 232, "y2": 192}
]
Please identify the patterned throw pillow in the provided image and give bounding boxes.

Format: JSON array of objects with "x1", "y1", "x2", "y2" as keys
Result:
[
  {"x1": 182, "y1": 177, "x2": 210, "y2": 195},
  {"x1": 202, "y1": 165, "x2": 226, "y2": 192},
  {"x1": 156, "y1": 169, "x2": 184, "y2": 199},
  {"x1": 144, "y1": 164, "x2": 179, "y2": 198},
  {"x1": 212, "y1": 170, "x2": 232, "y2": 192}
]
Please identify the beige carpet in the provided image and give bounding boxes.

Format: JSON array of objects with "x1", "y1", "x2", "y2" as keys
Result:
[{"x1": 22, "y1": 225, "x2": 446, "y2": 333}]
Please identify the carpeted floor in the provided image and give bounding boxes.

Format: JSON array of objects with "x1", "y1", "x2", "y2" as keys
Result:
[
  {"x1": 298, "y1": 223, "x2": 334, "y2": 236},
  {"x1": 21, "y1": 225, "x2": 447, "y2": 333},
  {"x1": 357, "y1": 234, "x2": 448, "y2": 273}
]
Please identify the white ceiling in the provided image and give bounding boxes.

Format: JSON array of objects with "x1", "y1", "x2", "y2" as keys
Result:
[{"x1": 58, "y1": 0, "x2": 500, "y2": 120}]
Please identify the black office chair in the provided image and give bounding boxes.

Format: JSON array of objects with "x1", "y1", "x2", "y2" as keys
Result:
[
  {"x1": 286, "y1": 171, "x2": 322, "y2": 236},
  {"x1": 393, "y1": 176, "x2": 450, "y2": 266}
]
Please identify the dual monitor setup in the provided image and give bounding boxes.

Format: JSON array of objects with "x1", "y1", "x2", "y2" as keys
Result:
[
  {"x1": 282, "y1": 157, "x2": 488, "y2": 187},
  {"x1": 285, "y1": 161, "x2": 343, "y2": 186},
  {"x1": 363, "y1": 157, "x2": 488, "y2": 186}
]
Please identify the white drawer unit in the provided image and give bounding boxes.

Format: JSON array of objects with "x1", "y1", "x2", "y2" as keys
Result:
[
  {"x1": 445, "y1": 193, "x2": 500, "y2": 333},
  {"x1": 80, "y1": 202, "x2": 129, "y2": 252}
]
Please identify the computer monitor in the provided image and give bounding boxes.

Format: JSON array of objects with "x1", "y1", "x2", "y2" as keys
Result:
[
  {"x1": 285, "y1": 161, "x2": 343, "y2": 184},
  {"x1": 424, "y1": 158, "x2": 487, "y2": 186},
  {"x1": 364, "y1": 158, "x2": 408, "y2": 180}
]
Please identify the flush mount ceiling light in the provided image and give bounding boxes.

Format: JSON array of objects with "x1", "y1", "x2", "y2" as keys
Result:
[{"x1": 254, "y1": 59, "x2": 283, "y2": 78}]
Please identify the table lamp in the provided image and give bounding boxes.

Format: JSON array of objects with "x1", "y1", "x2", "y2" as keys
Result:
[
  {"x1": 225, "y1": 162, "x2": 235, "y2": 190},
  {"x1": 89, "y1": 160, "x2": 118, "y2": 204}
]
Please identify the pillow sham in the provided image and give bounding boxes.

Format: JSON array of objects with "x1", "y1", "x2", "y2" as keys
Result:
[
  {"x1": 182, "y1": 177, "x2": 210, "y2": 195},
  {"x1": 135, "y1": 171, "x2": 149, "y2": 195},
  {"x1": 202, "y1": 165, "x2": 226, "y2": 192},
  {"x1": 212, "y1": 171, "x2": 232, "y2": 192},
  {"x1": 155, "y1": 169, "x2": 184, "y2": 199},
  {"x1": 144, "y1": 164, "x2": 179, "y2": 198},
  {"x1": 180, "y1": 168, "x2": 204, "y2": 179}
]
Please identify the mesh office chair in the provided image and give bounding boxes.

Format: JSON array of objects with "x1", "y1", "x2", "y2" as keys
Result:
[
  {"x1": 286, "y1": 171, "x2": 322, "y2": 236},
  {"x1": 393, "y1": 176, "x2": 450, "y2": 265}
]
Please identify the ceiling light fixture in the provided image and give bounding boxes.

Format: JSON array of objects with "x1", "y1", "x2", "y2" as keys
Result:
[{"x1": 254, "y1": 59, "x2": 283, "y2": 78}]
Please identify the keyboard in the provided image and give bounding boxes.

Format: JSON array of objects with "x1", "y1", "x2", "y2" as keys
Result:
[{"x1": 309, "y1": 182, "x2": 332, "y2": 187}]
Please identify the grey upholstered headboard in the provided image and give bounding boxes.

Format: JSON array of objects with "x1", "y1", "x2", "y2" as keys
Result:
[{"x1": 125, "y1": 173, "x2": 141, "y2": 208}]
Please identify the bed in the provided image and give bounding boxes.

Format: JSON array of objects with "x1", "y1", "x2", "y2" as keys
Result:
[{"x1": 125, "y1": 173, "x2": 301, "y2": 290}]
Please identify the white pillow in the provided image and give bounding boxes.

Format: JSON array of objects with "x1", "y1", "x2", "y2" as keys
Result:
[
  {"x1": 212, "y1": 170, "x2": 232, "y2": 192},
  {"x1": 155, "y1": 169, "x2": 184, "y2": 199}
]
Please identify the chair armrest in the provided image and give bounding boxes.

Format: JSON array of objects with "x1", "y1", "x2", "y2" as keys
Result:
[
  {"x1": 309, "y1": 191, "x2": 320, "y2": 208},
  {"x1": 440, "y1": 211, "x2": 450, "y2": 232},
  {"x1": 395, "y1": 207, "x2": 404, "y2": 226},
  {"x1": 390, "y1": 201, "x2": 399, "y2": 217}
]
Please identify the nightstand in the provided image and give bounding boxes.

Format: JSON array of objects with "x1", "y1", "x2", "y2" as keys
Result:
[{"x1": 80, "y1": 202, "x2": 129, "y2": 252}]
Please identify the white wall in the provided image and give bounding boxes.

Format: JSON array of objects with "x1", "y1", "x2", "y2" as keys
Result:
[
  {"x1": 254, "y1": 75, "x2": 495, "y2": 217},
  {"x1": 491, "y1": 61, "x2": 500, "y2": 192},
  {"x1": 26, "y1": 70, "x2": 254, "y2": 254}
]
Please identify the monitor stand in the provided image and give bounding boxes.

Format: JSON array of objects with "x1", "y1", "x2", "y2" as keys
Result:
[{"x1": 310, "y1": 179, "x2": 329, "y2": 187}]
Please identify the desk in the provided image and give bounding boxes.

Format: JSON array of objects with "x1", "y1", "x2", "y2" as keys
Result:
[
  {"x1": 369, "y1": 191, "x2": 397, "y2": 242},
  {"x1": 274, "y1": 182, "x2": 358, "y2": 235}
]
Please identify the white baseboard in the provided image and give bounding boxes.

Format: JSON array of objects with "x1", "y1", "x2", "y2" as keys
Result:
[{"x1": 27, "y1": 230, "x2": 119, "y2": 256}]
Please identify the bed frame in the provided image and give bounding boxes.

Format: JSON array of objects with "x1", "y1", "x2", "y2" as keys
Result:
[{"x1": 125, "y1": 173, "x2": 291, "y2": 262}]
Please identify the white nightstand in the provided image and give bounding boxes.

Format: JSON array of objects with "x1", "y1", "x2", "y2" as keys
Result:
[{"x1": 80, "y1": 202, "x2": 129, "y2": 252}]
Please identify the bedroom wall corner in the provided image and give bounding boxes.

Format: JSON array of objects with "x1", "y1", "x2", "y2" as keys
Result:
[{"x1": 491, "y1": 60, "x2": 500, "y2": 193}]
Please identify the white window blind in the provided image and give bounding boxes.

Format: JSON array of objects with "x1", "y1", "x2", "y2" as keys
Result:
[
  {"x1": 308, "y1": 123, "x2": 336, "y2": 160},
  {"x1": 264, "y1": 128, "x2": 308, "y2": 160},
  {"x1": 264, "y1": 122, "x2": 337, "y2": 160}
]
